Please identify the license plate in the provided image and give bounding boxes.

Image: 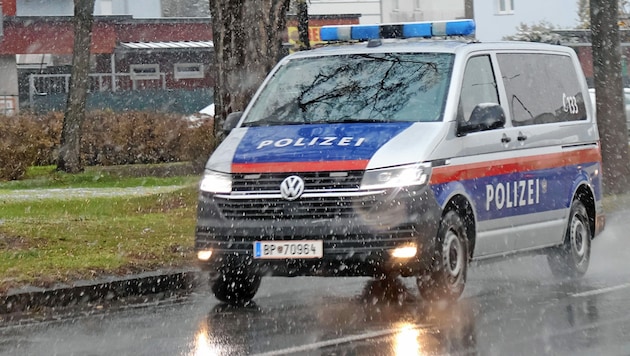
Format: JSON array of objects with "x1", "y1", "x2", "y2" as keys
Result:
[{"x1": 254, "y1": 240, "x2": 323, "y2": 259}]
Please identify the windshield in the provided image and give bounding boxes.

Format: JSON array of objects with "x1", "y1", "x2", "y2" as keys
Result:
[{"x1": 243, "y1": 53, "x2": 454, "y2": 126}]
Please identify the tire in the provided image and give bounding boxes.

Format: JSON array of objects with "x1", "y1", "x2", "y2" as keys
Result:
[
  {"x1": 211, "y1": 270, "x2": 262, "y2": 306},
  {"x1": 417, "y1": 210, "x2": 469, "y2": 302},
  {"x1": 547, "y1": 199, "x2": 591, "y2": 279}
]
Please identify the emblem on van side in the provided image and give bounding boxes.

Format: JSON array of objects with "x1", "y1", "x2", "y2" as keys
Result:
[{"x1": 280, "y1": 176, "x2": 305, "y2": 201}]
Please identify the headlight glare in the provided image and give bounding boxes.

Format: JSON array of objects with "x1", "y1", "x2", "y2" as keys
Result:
[
  {"x1": 200, "y1": 170, "x2": 232, "y2": 193},
  {"x1": 361, "y1": 163, "x2": 431, "y2": 189}
]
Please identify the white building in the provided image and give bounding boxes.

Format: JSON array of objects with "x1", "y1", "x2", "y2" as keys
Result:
[
  {"x1": 307, "y1": 0, "x2": 580, "y2": 42},
  {"x1": 307, "y1": 0, "x2": 382, "y2": 24},
  {"x1": 307, "y1": 0, "x2": 466, "y2": 24},
  {"x1": 381, "y1": 0, "x2": 466, "y2": 23},
  {"x1": 473, "y1": 0, "x2": 579, "y2": 41},
  {"x1": 16, "y1": 0, "x2": 211, "y2": 18}
]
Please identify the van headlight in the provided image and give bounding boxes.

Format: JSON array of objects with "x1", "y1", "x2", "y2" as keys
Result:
[
  {"x1": 360, "y1": 163, "x2": 431, "y2": 190},
  {"x1": 200, "y1": 170, "x2": 232, "y2": 194}
]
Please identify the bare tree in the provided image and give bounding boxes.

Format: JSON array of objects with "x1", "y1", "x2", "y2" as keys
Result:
[
  {"x1": 296, "y1": 0, "x2": 310, "y2": 51},
  {"x1": 57, "y1": 0, "x2": 95, "y2": 173},
  {"x1": 591, "y1": 0, "x2": 630, "y2": 193},
  {"x1": 209, "y1": 0, "x2": 291, "y2": 143}
]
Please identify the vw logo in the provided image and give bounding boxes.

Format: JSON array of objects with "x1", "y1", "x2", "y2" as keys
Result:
[{"x1": 280, "y1": 176, "x2": 305, "y2": 201}]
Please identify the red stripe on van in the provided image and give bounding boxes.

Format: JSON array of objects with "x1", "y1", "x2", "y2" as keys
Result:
[
  {"x1": 429, "y1": 147, "x2": 601, "y2": 184},
  {"x1": 232, "y1": 160, "x2": 370, "y2": 173}
]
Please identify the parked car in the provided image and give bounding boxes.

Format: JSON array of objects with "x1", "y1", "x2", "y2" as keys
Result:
[{"x1": 588, "y1": 88, "x2": 630, "y2": 135}]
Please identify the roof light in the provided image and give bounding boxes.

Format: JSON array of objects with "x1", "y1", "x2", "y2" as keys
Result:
[{"x1": 320, "y1": 19, "x2": 475, "y2": 42}]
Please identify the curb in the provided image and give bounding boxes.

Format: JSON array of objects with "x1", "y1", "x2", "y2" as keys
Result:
[{"x1": 0, "y1": 269, "x2": 202, "y2": 319}]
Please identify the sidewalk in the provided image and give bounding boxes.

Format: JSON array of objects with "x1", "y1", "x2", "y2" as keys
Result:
[{"x1": 0, "y1": 185, "x2": 187, "y2": 202}]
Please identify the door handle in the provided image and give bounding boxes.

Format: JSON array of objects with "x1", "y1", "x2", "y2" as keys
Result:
[
  {"x1": 501, "y1": 134, "x2": 511, "y2": 143},
  {"x1": 517, "y1": 132, "x2": 527, "y2": 141}
]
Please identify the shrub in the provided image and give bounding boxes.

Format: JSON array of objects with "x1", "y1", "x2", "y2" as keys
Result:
[
  {"x1": 179, "y1": 118, "x2": 216, "y2": 171},
  {"x1": 0, "y1": 111, "x2": 215, "y2": 180},
  {"x1": 0, "y1": 114, "x2": 52, "y2": 180}
]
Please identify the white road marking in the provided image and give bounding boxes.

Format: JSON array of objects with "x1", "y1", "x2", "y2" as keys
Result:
[
  {"x1": 570, "y1": 282, "x2": 630, "y2": 298},
  {"x1": 251, "y1": 326, "x2": 421, "y2": 356}
]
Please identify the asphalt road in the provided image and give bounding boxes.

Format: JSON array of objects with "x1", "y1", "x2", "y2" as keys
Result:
[{"x1": 1, "y1": 211, "x2": 629, "y2": 356}]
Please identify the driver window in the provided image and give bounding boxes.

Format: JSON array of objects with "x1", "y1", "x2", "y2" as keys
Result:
[{"x1": 458, "y1": 55, "x2": 499, "y2": 121}]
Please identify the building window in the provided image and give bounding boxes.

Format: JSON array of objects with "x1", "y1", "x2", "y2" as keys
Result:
[
  {"x1": 497, "y1": 0, "x2": 514, "y2": 14},
  {"x1": 393, "y1": 0, "x2": 400, "y2": 11},
  {"x1": 415, "y1": 0, "x2": 421, "y2": 10},
  {"x1": 130, "y1": 64, "x2": 160, "y2": 80},
  {"x1": 174, "y1": 63, "x2": 205, "y2": 80}
]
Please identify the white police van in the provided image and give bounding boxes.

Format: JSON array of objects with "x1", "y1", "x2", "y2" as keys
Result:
[{"x1": 195, "y1": 19, "x2": 605, "y2": 305}]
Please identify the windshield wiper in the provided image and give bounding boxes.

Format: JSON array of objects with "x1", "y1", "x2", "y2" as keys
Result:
[
  {"x1": 323, "y1": 118, "x2": 392, "y2": 124},
  {"x1": 242, "y1": 118, "x2": 305, "y2": 127},
  {"x1": 243, "y1": 117, "x2": 393, "y2": 127}
]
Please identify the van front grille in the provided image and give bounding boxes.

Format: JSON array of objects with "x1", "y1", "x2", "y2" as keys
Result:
[
  {"x1": 216, "y1": 195, "x2": 380, "y2": 220},
  {"x1": 232, "y1": 171, "x2": 363, "y2": 192}
]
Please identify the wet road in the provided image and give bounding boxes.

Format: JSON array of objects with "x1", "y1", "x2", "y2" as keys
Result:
[{"x1": 1, "y1": 211, "x2": 630, "y2": 356}]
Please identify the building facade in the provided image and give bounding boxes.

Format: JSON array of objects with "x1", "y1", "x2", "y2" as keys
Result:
[
  {"x1": 473, "y1": 0, "x2": 579, "y2": 41},
  {"x1": 381, "y1": 0, "x2": 466, "y2": 23}
]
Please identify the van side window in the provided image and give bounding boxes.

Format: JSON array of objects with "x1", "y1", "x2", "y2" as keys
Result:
[
  {"x1": 458, "y1": 55, "x2": 500, "y2": 122},
  {"x1": 497, "y1": 53, "x2": 586, "y2": 126}
]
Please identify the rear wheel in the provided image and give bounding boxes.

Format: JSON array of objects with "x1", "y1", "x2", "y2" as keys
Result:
[
  {"x1": 211, "y1": 270, "x2": 262, "y2": 306},
  {"x1": 547, "y1": 199, "x2": 591, "y2": 279},
  {"x1": 417, "y1": 210, "x2": 469, "y2": 302}
]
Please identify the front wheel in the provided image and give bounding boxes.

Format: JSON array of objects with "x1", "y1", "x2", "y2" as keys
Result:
[
  {"x1": 211, "y1": 270, "x2": 262, "y2": 306},
  {"x1": 547, "y1": 199, "x2": 591, "y2": 279},
  {"x1": 417, "y1": 210, "x2": 469, "y2": 302}
]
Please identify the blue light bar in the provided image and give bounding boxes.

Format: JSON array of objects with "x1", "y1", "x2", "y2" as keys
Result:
[{"x1": 320, "y1": 19, "x2": 475, "y2": 41}]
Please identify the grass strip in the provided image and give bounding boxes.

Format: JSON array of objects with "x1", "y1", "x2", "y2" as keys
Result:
[{"x1": 0, "y1": 184, "x2": 198, "y2": 294}]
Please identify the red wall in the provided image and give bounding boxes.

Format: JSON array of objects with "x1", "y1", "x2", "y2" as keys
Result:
[
  {"x1": 0, "y1": 17, "x2": 213, "y2": 55},
  {"x1": 1, "y1": 15, "x2": 360, "y2": 55},
  {"x1": 1, "y1": 0, "x2": 17, "y2": 16}
]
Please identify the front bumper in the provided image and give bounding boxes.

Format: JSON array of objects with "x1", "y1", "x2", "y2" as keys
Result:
[{"x1": 195, "y1": 185, "x2": 441, "y2": 277}]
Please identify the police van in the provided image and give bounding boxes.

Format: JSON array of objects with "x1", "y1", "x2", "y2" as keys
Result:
[{"x1": 195, "y1": 19, "x2": 605, "y2": 305}]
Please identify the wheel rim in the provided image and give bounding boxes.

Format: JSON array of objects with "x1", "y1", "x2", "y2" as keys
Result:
[
  {"x1": 443, "y1": 229, "x2": 463, "y2": 279},
  {"x1": 570, "y1": 213, "x2": 587, "y2": 259}
]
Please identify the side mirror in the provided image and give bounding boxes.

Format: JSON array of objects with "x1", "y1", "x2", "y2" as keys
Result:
[
  {"x1": 222, "y1": 111, "x2": 243, "y2": 133},
  {"x1": 457, "y1": 103, "x2": 506, "y2": 136}
]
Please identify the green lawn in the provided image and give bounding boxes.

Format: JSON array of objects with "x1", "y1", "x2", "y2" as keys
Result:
[
  {"x1": 0, "y1": 164, "x2": 198, "y2": 190},
  {"x1": 0, "y1": 165, "x2": 200, "y2": 294}
]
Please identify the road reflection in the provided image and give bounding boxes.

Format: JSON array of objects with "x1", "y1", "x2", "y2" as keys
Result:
[{"x1": 190, "y1": 277, "x2": 478, "y2": 356}]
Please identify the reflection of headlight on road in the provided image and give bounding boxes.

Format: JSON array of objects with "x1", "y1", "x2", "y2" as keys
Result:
[
  {"x1": 394, "y1": 323, "x2": 423, "y2": 356},
  {"x1": 190, "y1": 322, "x2": 221, "y2": 356}
]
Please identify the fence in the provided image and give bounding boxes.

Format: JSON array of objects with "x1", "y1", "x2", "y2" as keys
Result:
[
  {"x1": 0, "y1": 95, "x2": 17, "y2": 116},
  {"x1": 28, "y1": 72, "x2": 167, "y2": 108}
]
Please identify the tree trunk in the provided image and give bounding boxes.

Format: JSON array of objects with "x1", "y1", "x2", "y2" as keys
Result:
[
  {"x1": 297, "y1": 0, "x2": 310, "y2": 51},
  {"x1": 209, "y1": 0, "x2": 290, "y2": 144},
  {"x1": 591, "y1": 0, "x2": 630, "y2": 194},
  {"x1": 57, "y1": 0, "x2": 95, "y2": 173}
]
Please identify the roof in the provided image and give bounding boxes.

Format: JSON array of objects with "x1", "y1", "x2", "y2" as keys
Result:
[{"x1": 117, "y1": 41, "x2": 214, "y2": 51}]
